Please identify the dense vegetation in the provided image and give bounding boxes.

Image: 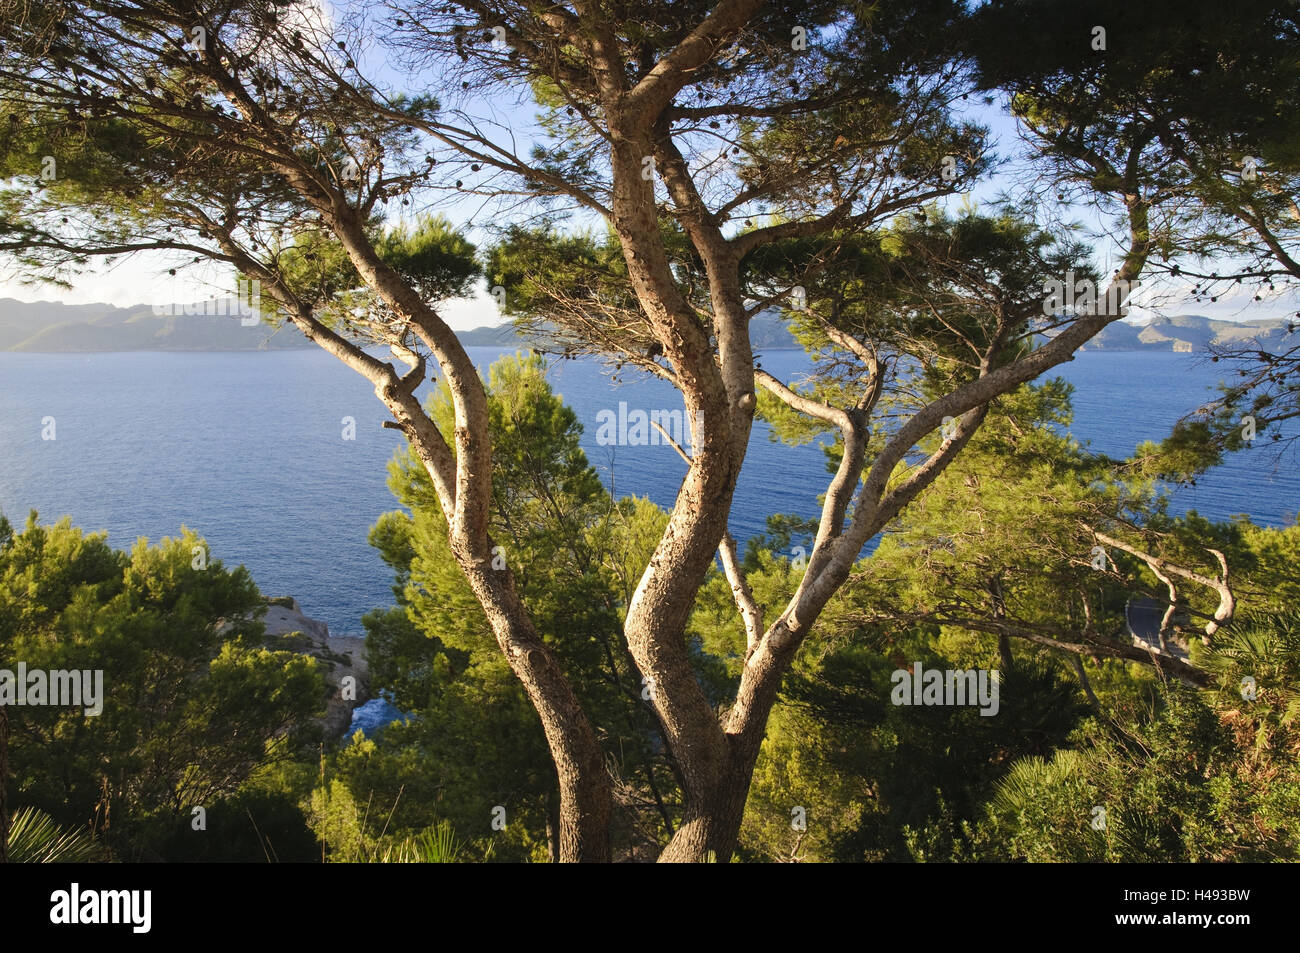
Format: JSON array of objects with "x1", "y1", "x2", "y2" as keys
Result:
[
  {"x1": 0, "y1": 515, "x2": 324, "y2": 860},
  {"x1": 3, "y1": 352, "x2": 1297, "y2": 862}
]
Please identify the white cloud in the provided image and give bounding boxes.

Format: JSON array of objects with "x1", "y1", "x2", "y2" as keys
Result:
[{"x1": 0, "y1": 255, "x2": 506, "y2": 332}]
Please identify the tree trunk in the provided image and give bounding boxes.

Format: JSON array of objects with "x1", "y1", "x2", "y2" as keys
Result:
[
  {"x1": 458, "y1": 565, "x2": 613, "y2": 862},
  {"x1": 658, "y1": 654, "x2": 786, "y2": 862},
  {"x1": 292, "y1": 212, "x2": 617, "y2": 862},
  {"x1": 545, "y1": 788, "x2": 560, "y2": 863},
  {"x1": 998, "y1": 635, "x2": 1014, "y2": 674},
  {"x1": 657, "y1": 763, "x2": 753, "y2": 863}
]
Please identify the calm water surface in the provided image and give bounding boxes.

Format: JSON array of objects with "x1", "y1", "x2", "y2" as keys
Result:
[{"x1": 1, "y1": 347, "x2": 1294, "y2": 633}]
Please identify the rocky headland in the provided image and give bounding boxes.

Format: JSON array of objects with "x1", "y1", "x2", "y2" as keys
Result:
[{"x1": 224, "y1": 597, "x2": 371, "y2": 740}]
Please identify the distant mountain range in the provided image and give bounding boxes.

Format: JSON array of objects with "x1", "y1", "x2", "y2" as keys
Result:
[
  {"x1": 0, "y1": 298, "x2": 314, "y2": 352},
  {"x1": 1056, "y1": 314, "x2": 1295, "y2": 353},
  {"x1": 0, "y1": 298, "x2": 808, "y2": 353},
  {"x1": 3, "y1": 298, "x2": 1290, "y2": 355}
]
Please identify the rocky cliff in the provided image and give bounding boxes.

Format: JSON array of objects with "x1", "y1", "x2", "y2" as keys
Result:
[
  {"x1": 229, "y1": 597, "x2": 371, "y2": 740},
  {"x1": 1061, "y1": 314, "x2": 1295, "y2": 352}
]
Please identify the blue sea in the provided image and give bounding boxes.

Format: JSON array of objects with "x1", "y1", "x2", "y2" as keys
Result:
[{"x1": 1, "y1": 347, "x2": 1295, "y2": 636}]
